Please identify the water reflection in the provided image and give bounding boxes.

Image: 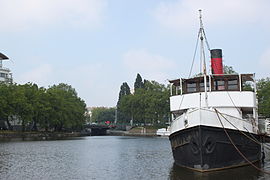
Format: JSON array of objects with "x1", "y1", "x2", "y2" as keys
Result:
[{"x1": 169, "y1": 162, "x2": 270, "y2": 180}]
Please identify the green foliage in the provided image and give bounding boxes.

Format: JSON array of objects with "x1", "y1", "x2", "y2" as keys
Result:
[
  {"x1": 223, "y1": 65, "x2": 237, "y2": 74},
  {"x1": 243, "y1": 82, "x2": 253, "y2": 91},
  {"x1": 117, "y1": 82, "x2": 130, "y2": 104},
  {"x1": 134, "y1": 73, "x2": 144, "y2": 92},
  {"x1": 91, "y1": 107, "x2": 115, "y2": 124},
  {"x1": 117, "y1": 75, "x2": 170, "y2": 126},
  {"x1": 257, "y1": 78, "x2": 270, "y2": 118},
  {"x1": 0, "y1": 83, "x2": 86, "y2": 131},
  {"x1": 116, "y1": 82, "x2": 131, "y2": 124}
]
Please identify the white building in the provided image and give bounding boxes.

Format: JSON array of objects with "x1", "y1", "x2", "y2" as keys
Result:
[{"x1": 0, "y1": 53, "x2": 12, "y2": 83}]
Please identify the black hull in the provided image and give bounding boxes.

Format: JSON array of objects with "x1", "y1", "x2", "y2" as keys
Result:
[{"x1": 169, "y1": 125, "x2": 261, "y2": 172}]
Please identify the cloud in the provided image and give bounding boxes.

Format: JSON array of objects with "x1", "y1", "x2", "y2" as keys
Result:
[
  {"x1": 122, "y1": 49, "x2": 175, "y2": 82},
  {"x1": 18, "y1": 63, "x2": 53, "y2": 85},
  {"x1": 153, "y1": 0, "x2": 269, "y2": 31},
  {"x1": 0, "y1": 0, "x2": 107, "y2": 31},
  {"x1": 16, "y1": 61, "x2": 119, "y2": 106},
  {"x1": 260, "y1": 48, "x2": 270, "y2": 68},
  {"x1": 54, "y1": 62, "x2": 120, "y2": 107}
]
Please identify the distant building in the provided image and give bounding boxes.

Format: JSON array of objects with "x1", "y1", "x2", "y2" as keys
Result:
[
  {"x1": 0, "y1": 53, "x2": 12, "y2": 83},
  {"x1": 0, "y1": 67, "x2": 12, "y2": 83},
  {"x1": 86, "y1": 107, "x2": 94, "y2": 117},
  {"x1": 85, "y1": 107, "x2": 96, "y2": 124}
]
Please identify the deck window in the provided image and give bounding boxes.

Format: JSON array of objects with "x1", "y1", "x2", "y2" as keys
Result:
[
  {"x1": 214, "y1": 80, "x2": 225, "y2": 90},
  {"x1": 199, "y1": 82, "x2": 204, "y2": 91},
  {"x1": 228, "y1": 79, "x2": 238, "y2": 90},
  {"x1": 187, "y1": 82, "x2": 197, "y2": 93},
  {"x1": 199, "y1": 81, "x2": 209, "y2": 91},
  {"x1": 169, "y1": 74, "x2": 254, "y2": 95},
  {"x1": 242, "y1": 108, "x2": 253, "y2": 120}
]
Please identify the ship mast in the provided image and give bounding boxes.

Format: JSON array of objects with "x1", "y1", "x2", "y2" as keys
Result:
[
  {"x1": 198, "y1": 9, "x2": 209, "y2": 75},
  {"x1": 198, "y1": 10, "x2": 209, "y2": 108}
]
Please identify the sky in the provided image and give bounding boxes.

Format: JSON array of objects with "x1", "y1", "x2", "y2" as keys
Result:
[{"x1": 0, "y1": 0, "x2": 270, "y2": 107}]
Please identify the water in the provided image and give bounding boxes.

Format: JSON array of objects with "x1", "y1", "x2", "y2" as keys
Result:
[{"x1": 0, "y1": 136, "x2": 270, "y2": 180}]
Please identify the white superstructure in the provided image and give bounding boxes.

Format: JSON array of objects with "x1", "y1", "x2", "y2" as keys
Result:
[{"x1": 169, "y1": 74, "x2": 258, "y2": 135}]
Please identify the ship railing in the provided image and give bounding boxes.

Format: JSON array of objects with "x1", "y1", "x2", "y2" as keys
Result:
[
  {"x1": 172, "y1": 107, "x2": 255, "y2": 124},
  {"x1": 169, "y1": 73, "x2": 256, "y2": 96},
  {"x1": 202, "y1": 108, "x2": 253, "y2": 124}
]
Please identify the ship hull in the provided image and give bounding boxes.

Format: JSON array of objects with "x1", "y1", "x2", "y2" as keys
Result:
[{"x1": 169, "y1": 125, "x2": 261, "y2": 172}]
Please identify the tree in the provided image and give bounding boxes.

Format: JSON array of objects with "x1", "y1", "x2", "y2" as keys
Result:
[
  {"x1": 16, "y1": 84, "x2": 36, "y2": 131},
  {"x1": 142, "y1": 80, "x2": 170, "y2": 125},
  {"x1": 0, "y1": 83, "x2": 14, "y2": 130},
  {"x1": 91, "y1": 107, "x2": 115, "y2": 124},
  {"x1": 0, "y1": 82, "x2": 87, "y2": 132},
  {"x1": 134, "y1": 73, "x2": 144, "y2": 92},
  {"x1": 47, "y1": 83, "x2": 86, "y2": 131},
  {"x1": 35, "y1": 87, "x2": 52, "y2": 131},
  {"x1": 257, "y1": 78, "x2": 270, "y2": 118},
  {"x1": 223, "y1": 65, "x2": 237, "y2": 74},
  {"x1": 116, "y1": 82, "x2": 131, "y2": 124},
  {"x1": 118, "y1": 78, "x2": 170, "y2": 127},
  {"x1": 117, "y1": 82, "x2": 130, "y2": 102}
]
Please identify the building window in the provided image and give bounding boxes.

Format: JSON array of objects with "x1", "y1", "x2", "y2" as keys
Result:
[{"x1": 0, "y1": 73, "x2": 6, "y2": 78}]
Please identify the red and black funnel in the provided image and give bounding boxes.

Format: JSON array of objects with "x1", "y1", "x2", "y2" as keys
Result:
[{"x1": 211, "y1": 49, "x2": 223, "y2": 75}]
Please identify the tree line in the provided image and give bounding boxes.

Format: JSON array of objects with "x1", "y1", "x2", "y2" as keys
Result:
[
  {"x1": 88, "y1": 74, "x2": 171, "y2": 127},
  {"x1": 116, "y1": 73, "x2": 170, "y2": 126},
  {"x1": 0, "y1": 83, "x2": 86, "y2": 131},
  {"x1": 90, "y1": 107, "x2": 116, "y2": 124},
  {"x1": 257, "y1": 78, "x2": 270, "y2": 118}
]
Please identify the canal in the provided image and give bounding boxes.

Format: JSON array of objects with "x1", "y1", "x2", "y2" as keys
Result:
[{"x1": 0, "y1": 136, "x2": 270, "y2": 180}]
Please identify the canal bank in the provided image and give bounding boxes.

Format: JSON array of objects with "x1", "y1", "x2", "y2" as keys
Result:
[
  {"x1": 0, "y1": 126, "x2": 160, "y2": 140},
  {"x1": 109, "y1": 127, "x2": 160, "y2": 136},
  {"x1": 0, "y1": 131, "x2": 83, "y2": 140}
]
